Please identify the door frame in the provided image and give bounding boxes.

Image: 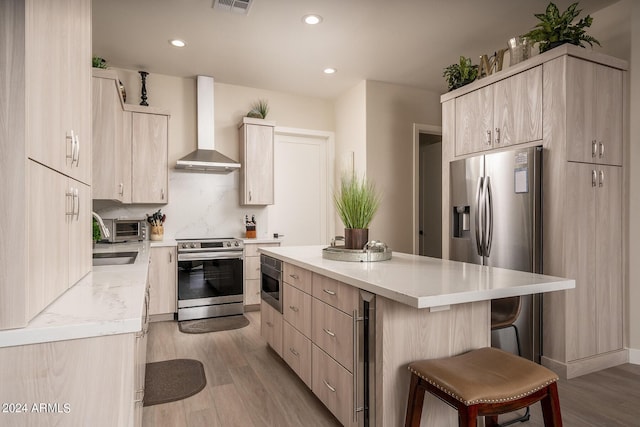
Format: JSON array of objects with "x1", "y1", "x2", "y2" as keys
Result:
[
  {"x1": 412, "y1": 123, "x2": 443, "y2": 255},
  {"x1": 273, "y1": 126, "x2": 336, "y2": 244}
]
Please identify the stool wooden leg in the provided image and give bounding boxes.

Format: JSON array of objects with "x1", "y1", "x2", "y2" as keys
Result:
[
  {"x1": 405, "y1": 374, "x2": 426, "y2": 427},
  {"x1": 459, "y1": 404, "x2": 479, "y2": 427},
  {"x1": 485, "y1": 415, "x2": 500, "y2": 426},
  {"x1": 540, "y1": 382, "x2": 563, "y2": 427}
]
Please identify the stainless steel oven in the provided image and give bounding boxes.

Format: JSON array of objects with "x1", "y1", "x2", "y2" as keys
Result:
[
  {"x1": 176, "y1": 238, "x2": 244, "y2": 321},
  {"x1": 260, "y1": 254, "x2": 282, "y2": 312}
]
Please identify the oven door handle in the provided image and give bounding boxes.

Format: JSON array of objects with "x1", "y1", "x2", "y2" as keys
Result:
[{"x1": 178, "y1": 252, "x2": 243, "y2": 261}]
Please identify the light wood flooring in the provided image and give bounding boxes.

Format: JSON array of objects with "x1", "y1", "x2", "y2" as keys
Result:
[{"x1": 143, "y1": 311, "x2": 640, "y2": 427}]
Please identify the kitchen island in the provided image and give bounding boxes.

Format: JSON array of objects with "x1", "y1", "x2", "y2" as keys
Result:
[{"x1": 259, "y1": 246, "x2": 574, "y2": 427}]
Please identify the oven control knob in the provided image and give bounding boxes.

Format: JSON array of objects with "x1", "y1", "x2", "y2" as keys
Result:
[
  {"x1": 181, "y1": 243, "x2": 187, "y2": 249},
  {"x1": 234, "y1": 241, "x2": 239, "y2": 247},
  {"x1": 191, "y1": 243, "x2": 196, "y2": 248},
  {"x1": 225, "y1": 242, "x2": 231, "y2": 247}
]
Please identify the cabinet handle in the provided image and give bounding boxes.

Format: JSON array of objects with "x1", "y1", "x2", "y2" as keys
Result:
[
  {"x1": 73, "y1": 188, "x2": 79, "y2": 220},
  {"x1": 266, "y1": 321, "x2": 273, "y2": 328},
  {"x1": 494, "y1": 128, "x2": 500, "y2": 144},
  {"x1": 249, "y1": 190, "x2": 252, "y2": 201},
  {"x1": 161, "y1": 188, "x2": 165, "y2": 200},
  {"x1": 599, "y1": 141, "x2": 605, "y2": 158},
  {"x1": 119, "y1": 183, "x2": 124, "y2": 196},
  {"x1": 599, "y1": 170, "x2": 605, "y2": 188},
  {"x1": 289, "y1": 274, "x2": 299, "y2": 280},
  {"x1": 169, "y1": 252, "x2": 172, "y2": 263},
  {"x1": 591, "y1": 170, "x2": 597, "y2": 187},
  {"x1": 486, "y1": 130, "x2": 492, "y2": 146},
  {"x1": 323, "y1": 289, "x2": 336, "y2": 296},
  {"x1": 288, "y1": 305, "x2": 299, "y2": 313},
  {"x1": 289, "y1": 347, "x2": 300, "y2": 357},
  {"x1": 592, "y1": 140, "x2": 597, "y2": 158},
  {"x1": 65, "y1": 188, "x2": 74, "y2": 216},
  {"x1": 66, "y1": 130, "x2": 75, "y2": 163},
  {"x1": 73, "y1": 134, "x2": 80, "y2": 166},
  {"x1": 323, "y1": 379, "x2": 336, "y2": 393},
  {"x1": 353, "y1": 309, "x2": 359, "y2": 422},
  {"x1": 133, "y1": 388, "x2": 145, "y2": 403},
  {"x1": 323, "y1": 328, "x2": 336, "y2": 337}
]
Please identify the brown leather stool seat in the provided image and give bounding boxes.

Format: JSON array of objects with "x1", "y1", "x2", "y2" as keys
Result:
[{"x1": 405, "y1": 347, "x2": 562, "y2": 427}]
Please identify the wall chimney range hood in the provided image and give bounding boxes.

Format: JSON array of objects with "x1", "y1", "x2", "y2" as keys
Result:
[{"x1": 175, "y1": 76, "x2": 241, "y2": 173}]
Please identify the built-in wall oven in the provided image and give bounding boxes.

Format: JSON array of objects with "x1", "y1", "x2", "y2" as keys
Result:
[
  {"x1": 260, "y1": 254, "x2": 282, "y2": 312},
  {"x1": 176, "y1": 238, "x2": 244, "y2": 321}
]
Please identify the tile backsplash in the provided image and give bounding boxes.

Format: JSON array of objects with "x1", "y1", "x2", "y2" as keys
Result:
[{"x1": 93, "y1": 169, "x2": 269, "y2": 240}]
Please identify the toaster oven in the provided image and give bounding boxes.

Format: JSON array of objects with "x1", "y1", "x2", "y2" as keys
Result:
[{"x1": 102, "y1": 219, "x2": 147, "y2": 243}]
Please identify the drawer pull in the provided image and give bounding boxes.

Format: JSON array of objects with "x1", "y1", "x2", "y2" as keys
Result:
[
  {"x1": 289, "y1": 305, "x2": 299, "y2": 313},
  {"x1": 323, "y1": 289, "x2": 336, "y2": 296},
  {"x1": 323, "y1": 328, "x2": 336, "y2": 337},
  {"x1": 289, "y1": 274, "x2": 300, "y2": 280},
  {"x1": 289, "y1": 347, "x2": 300, "y2": 357},
  {"x1": 323, "y1": 379, "x2": 336, "y2": 393}
]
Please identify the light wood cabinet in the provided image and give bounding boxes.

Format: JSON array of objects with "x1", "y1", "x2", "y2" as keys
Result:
[
  {"x1": 148, "y1": 246, "x2": 177, "y2": 317},
  {"x1": 239, "y1": 118, "x2": 275, "y2": 205},
  {"x1": 0, "y1": 0, "x2": 92, "y2": 330},
  {"x1": 27, "y1": 160, "x2": 91, "y2": 319},
  {"x1": 312, "y1": 273, "x2": 359, "y2": 315},
  {"x1": 311, "y1": 297, "x2": 354, "y2": 372},
  {"x1": 131, "y1": 112, "x2": 169, "y2": 204},
  {"x1": 92, "y1": 69, "x2": 169, "y2": 204},
  {"x1": 564, "y1": 163, "x2": 622, "y2": 360},
  {"x1": 311, "y1": 344, "x2": 356, "y2": 427},
  {"x1": 455, "y1": 66, "x2": 542, "y2": 156},
  {"x1": 284, "y1": 263, "x2": 312, "y2": 294},
  {"x1": 92, "y1": 69, "x2": 131, "y2": 202},
  {"x1": 566, "y1": 57, "x2": 623, "y2": 166},
  {"x1": 26, "y1": 0, "x2": 92, "y2": 186},
  {"x1": 243, "y1": 242, "x2": 280, "y2": 307},
  {"x1": 283, "y1": 283, "x2": 312, "y2": 337},
  {"x1": 261, "y1": 300, "x2": 283, "y2": 357},
  {"x1": 283, "y1": 321, "x2": 312, "y2": 388}
]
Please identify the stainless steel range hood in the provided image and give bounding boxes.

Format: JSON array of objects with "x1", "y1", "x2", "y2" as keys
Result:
[{"x1": 175, "y1": 76, "x2": 241, "y2": 173}]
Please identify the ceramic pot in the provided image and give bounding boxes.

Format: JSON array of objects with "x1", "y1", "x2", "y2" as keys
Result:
[
  {"x1": 150, "y1": 225, "x2": 164, "y2": 241},
  {"x1": 344, "y1": 228, "x2": 368, "y2": 250}
]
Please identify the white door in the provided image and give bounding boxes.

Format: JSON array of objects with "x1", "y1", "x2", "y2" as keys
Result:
[{"x1": 271, "y1": 133, "x2": 333, "y2": 246}]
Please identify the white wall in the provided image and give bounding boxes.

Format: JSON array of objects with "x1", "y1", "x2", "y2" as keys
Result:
[
  {"x1": 334, "y1": 81, "x2": 367, "y2": 175},
  {"x1": 95, "y1": 68, "x2": 334, "y2": 240},
  {"x1": 365, "y1": 80, "x2": 442, "y2": 253}
]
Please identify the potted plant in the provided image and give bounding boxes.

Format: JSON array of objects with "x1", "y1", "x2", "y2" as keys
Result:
[
  {"x1": 443, "y1": 56, "x2": 479, "y2": 92},
  {"x1": 334, "y1": 172, "x2": 381, "y2": 250},
  {"x1": 92, "y1": 56, "x2": 107, "y2": 69},
  {"x1": 522, "y1": 2, "x2": 600, "y2": 53},
  {"x1": 246, "y1": 99, "x2": 269, "y2": 119}
]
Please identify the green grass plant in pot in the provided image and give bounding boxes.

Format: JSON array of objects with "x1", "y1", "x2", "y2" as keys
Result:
[
  {"x1": 522, "y1": 2, "x2": 600, "y2": 53},
  {"x1": 334, "y1": 172, "x2": 381, "y2": 250}
]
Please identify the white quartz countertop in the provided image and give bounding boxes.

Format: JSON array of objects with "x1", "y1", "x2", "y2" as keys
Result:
[
  {"x1": 0, "y1": 242, "x2": 150, "y2": 348},
  {"x1": 259, "y1": 246, "x2": 575, "y2": 309}
]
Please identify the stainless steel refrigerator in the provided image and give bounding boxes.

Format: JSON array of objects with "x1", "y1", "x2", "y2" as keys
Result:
[{"x1": 449, "y1": 146, "x2": 542, "y2": 361}]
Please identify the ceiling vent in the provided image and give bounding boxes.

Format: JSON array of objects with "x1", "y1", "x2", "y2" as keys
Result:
[{"x1": 213, "y1": 0, "x2": 253, "y2": 15}]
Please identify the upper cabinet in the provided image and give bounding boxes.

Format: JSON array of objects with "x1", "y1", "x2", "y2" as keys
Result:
[
  {"x1": 566, "y1": 57, "x2": 623, "y2": 166},
  {"x1": 455, "y1": 66, "x2": 542, "y2": 156},
  {"x1": 92, "y1": 70, "x2": 170, "y2": 204},
  {"x1": 1, "y1": 0, "x2": 92, "y2": 330},
  {"x1": 239, "y1": 118, "x2": 275, "y2": 205},
  {"x1": 26, "y1": 0, "x2": 92, "y2": 185}
]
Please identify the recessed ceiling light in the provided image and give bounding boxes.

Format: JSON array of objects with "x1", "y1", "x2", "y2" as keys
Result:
[
  {"x1": 323, "y1": 68, "x2": 336, "y2": 74},
  {"x1": 169, "y1": 39, "x2": 186, "y2": 48},
  {"x1": 303, "y1": 14, "x2": 322, "y2": 25}
]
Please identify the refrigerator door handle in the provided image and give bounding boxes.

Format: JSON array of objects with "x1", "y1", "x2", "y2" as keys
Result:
[
  {"x1": 485, "y1": 176, "x2": 493, "y2": 257},
  {"x1": 475, "y1": 177, "x2": 484, "y2": 256}
]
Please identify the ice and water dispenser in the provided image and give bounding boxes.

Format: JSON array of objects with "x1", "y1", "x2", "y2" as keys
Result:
[{"x1": 452, "y1": 205, "x2": 470, "y2": 238}]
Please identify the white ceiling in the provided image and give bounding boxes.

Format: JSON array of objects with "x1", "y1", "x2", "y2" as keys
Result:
[{"x1": 92, "y1": 0, "x2": 619, "y2": 99}]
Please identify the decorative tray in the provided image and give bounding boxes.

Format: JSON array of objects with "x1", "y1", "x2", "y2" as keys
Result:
[{"x1": 322, "y1": 241, "x2": 392, "y2": 262}]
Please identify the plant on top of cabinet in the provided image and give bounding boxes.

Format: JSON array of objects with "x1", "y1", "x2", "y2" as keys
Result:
[
  {"x1": 522, "y1": 2, "x2": 600, "y2": 53},
  {"x1": 246, "y1": 99, "x2": 269, "y2": 119},
  {"x1": 92, "y1": 56, "x2": 107, "y2": 69},
  {"x1": 443, "y1": 56, "x2": 479, "y2": 91},
  {"x1": 333, "y1": 172, "x2": 381, "y2": 249}
]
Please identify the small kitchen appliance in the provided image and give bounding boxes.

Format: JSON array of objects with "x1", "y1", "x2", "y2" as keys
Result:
[{"x1": 101, "y1": 218, "x2": 147, "y2": 243}]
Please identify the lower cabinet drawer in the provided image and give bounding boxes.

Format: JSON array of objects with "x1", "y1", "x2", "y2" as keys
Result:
[
  {"x1": 283, "y1": 283, "x2": 312, "y2": 337},
  {"x1": 261, "y1": 302, "x2": 282, "y2": 357},
  {"x1": 283, "y1": 321, "x2": 312, "y2": 388},
  {"x1": 245, "y1": 256, "x2": 261, "y2": 280},
  {"x1": 245, "y1": 279, "x2": 261, "y2": 305},
  {"x1": 312, "y1": 297, "x2": 353, "y2": 372},
  {"x1": 312, "y1": 344, "x2": 355, "y2": 427}
]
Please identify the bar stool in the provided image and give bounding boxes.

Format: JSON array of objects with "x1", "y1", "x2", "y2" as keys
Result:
[{"x1": 405, "y1": 347, "x2": 562, "y2": 427}]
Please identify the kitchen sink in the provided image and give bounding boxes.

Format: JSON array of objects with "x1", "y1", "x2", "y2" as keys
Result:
[{"x1": 92, "y1": 251, "x2": 138, "y2": 266}]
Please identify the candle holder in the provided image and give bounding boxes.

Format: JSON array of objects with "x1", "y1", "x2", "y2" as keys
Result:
[{"x1": 139, "y1": 71, "x2": 149, "y2": 106}]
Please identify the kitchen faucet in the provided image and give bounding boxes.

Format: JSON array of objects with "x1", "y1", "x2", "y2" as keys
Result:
[{"x1": 92, "y1": 211, "x2": 110, "y2": 240}]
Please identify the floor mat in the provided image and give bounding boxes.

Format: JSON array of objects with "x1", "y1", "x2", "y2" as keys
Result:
[
  {"x1": 143, "y1": 359, "x2": 206, "y2": 407},
  {"x1": 178, "y1": 315, "x2": 250, "y2": 334}
]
